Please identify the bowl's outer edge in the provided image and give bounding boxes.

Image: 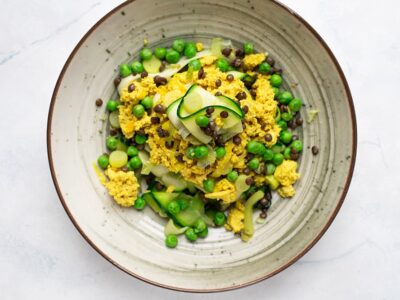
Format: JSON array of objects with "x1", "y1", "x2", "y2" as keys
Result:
[{"x1": 47, "y1": 0, "x2": 357, "y2": 293}]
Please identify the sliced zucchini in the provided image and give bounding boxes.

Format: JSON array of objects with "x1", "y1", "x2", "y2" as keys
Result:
[
  {"x1": 166, "y1": 99, "x2": 191, "y2": 138},
  {"x1": 235, "y1": 175, "x2": 250, "y2": 199},
  {"x1": 215, "y1": 95, "x2": 244, "y2": 118},
  {"x1": 138, "y1": 151, "x2": 151, "y2": 175},
  {"x1": 161, "y1": 173, "x2": 187, "y2": 191},
  {"x1": 178, "y1": 85, "x2": 217, "y2": 118},
  {"x1": 164, "y1": 219, "x2": 188, "y2": 235},
  {"x1": 143, "y1": 55, "x2": 162, "y2": 73},
  {"x1": 109, "y1": 110, "x2": 120, "y2": 128},
  {"x1": 197, "y1": 146, "x2": 216, "y2": 168},
  {"x1": 150, "y1": 165, "x2": 169, "y2": 177},
  {"x1": 143, "y1": 193, "x2": 167, "y2": 218},
  {"x1": 227, "y1": 70, "x2": 246, "y2": 80},
  {"x1": 152, "y1": 192, "x2": 180, "y2": 209},
  {"x1": 221, "y1": 122, "x2": 244, "y2": 141}
]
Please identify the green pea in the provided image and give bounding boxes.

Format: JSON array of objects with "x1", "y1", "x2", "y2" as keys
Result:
[
  {"x1": 258, "y1": 62, "x2": 271, "y2": 74},
  {"x1": 243, "y1": 42, "x2": 254, "y2": 54},
  {"x1": 271, "y1": 143, "x2": 286, "y2": 153},
  {"x1": 141, "y1": 96, "x2": 153, "y2": 109},
  {"x1": 97, "y1": 154, "x2": 109, "y2": 169},
  {"x1": 167, "y1": 200, "x2": 181, "y2": 215},
  {"x1": 288, "y1": 98, "x2": 302, "y2": 112},
  {"x1": 247, "y1": 140, "x2": 265, "y2": 155},
  {"x1": 280, "y1": 130, "x2": 293, "y2": 144},
  {"x1": 131, "y1": 61, "x2": 144, "y2": 74},
  {"x1": 172, "y1": 39, "x2": 186, "y2": 53},
  {"x1": 270, "y1": 74, "x2": 283, "y2": 87},
  {"x1": 277, "y1": 120, "x2": 288, "y2": 130},
  {"x1": 281, "y1": 112, "x2": 293, "y2": 121},
  {"x1": 195, "y1": 115, "x2": 209, "y2": 128},
  {"x1": 216, "y1": 58, "x2": 229, "y2": 72},
  {"x1": 226, "y1": 171, "x2": 238, "y2": 182},
  {"x1": 154, "y1": 47, "x2": 167, "y2": 60},
  {"x1": 266, "y1": 163, "x2": 276, "y2": 175},
  {"x1": 106, "y1": 136, "x2": 118, "y2": 151},
  {"x1": 128, "y1": 156, "x2": 142, "y2": 169},
  {"x1": 176, "y1": 198, "x2": 188, "y2": 210},
  {"x1": 272, "y1": 153, "x2": 284, "y2": 166},
  {"x1": 291, "y1": 140, "x2": 303, "y2": 152},
  {"x1": 194, "y1": 219, "x2": 207, "y2": 233},
  {"x1": 214, "y1": 212, "x2": 226, "y2": 226},
  {"x1": 263, "y1": 149, "x2": 274, "y2": 161},
  {"x1": 188, "y1": 59, "x2": 202, "y2": 71},
  {"x1": 184, "y1": 42, "x2": 197, "y2": 58},
  {"x1": 106, "y1": 100, "x2": 119, "y2": 112},
  {"x1": 185, "y1": 228, "x2": 197, "y2": 242},
  {"x1": 197, "y1": 227, "x2": 208, "y2": 238},
  {"x1": 119, "y1": 64, "x2": 132, "y2": 78},
  {"x1": 203, "y1": 178, "x2": 215, "y2": 193},
  {"x1": 133, "y1": 196, "x2": 146, "y2": 210},
  {"x1": 165, "y1": 49, "x2": 181, "y2": 63},
  {"x1": 132, "y1": 104, "x2": 145, "y2": 118},
  {"x1": 194, "y1": 145, "x2": 208, "y2": 159},
  {"x1": 165, "y1": 234, "x2": 178, "y2": 248},
  {"x1": 248, "y1": 158, "x2": 260, "y2": 170},
  {"x1": 283, "y1": 147, "x2": 292, "y2": 159},
  {"x1": 140, "y1": 48, "x2": 153, "y2": 61},
  {"x1": 215, "y1": 147, "x2": 226, "y2": 160},
  {"x1": 134, "y1": 134, "x2": 147, "y2": 145},
  {"x1": 272, "y1": 87, "x2": 280, "y2": 99},
  {"x1": 279, "y1": 91, "x2": 293, "y2": 104},
  {"x1": 186, "y1": 147, "x2": 196, "y2": 159},
  {"x1": 127, "y1": 146, "x2": 139, "y2": 157}
]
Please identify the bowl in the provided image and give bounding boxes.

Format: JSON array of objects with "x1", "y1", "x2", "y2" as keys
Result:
[{"x1": 47, "y1": 0, "x2": 356, "y2": 292}]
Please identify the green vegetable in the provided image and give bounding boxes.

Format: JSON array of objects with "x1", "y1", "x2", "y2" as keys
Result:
[
  {"x1": 142, "y1": 55, "x2": 162, "y2": 73},
  {"x1": 279, "y1": 91, "x2": 293, "y2": 104},
  {"x1": 265, "y1": 163, "x2": 276, "y2": 175},
  {"x1": 291, "y1": 140, "x2": 303, "y2": 152},
  {"x1": 215, "y1": 147, "x2": 226, "y2": 160},
  {"x1": 184, "y1": 42, "x2": 197, "y2": 58},
  {"x1": 106, "y1": 100, "x2": 119, "y2": 112},
  {"x1": 140, "y1": 48, "x2": 153, "y2": 61},
  {"x1": 132, "y1": 104, "x2": 145, "y2": 118},
  {"x1": 248, "y1": 158, "x2": 260, "y2": 170},
  {"x1": 143, "y1": 193, "x2": 167, "y2": 217},
  {"x1": 270, "y1": 74, "x2": 282, "y2": 87},
  {"x1": 141, "y1": 96, "x2": 153, "y2": 109},
  {"x1": 164, "y1": 219, "x2": 187, "y2": 235},
  {"x1": 106, "y1": 136, "x2": 118, "y2": 151},
  {"x1": 127, "y1": 146, "x2": 139, "y2": 157},
  {"x1": 185, "y1": 228, "x2": 197, "y2": 242},
  {"x1": 258, "y1": 62, "x2": 271, "y2": 74},
  {"x1": 165, "y1": 49, "x2": 180, "y2": 63},
  {"x1": 243, "y1": 42, "x2": 254, "y2": 54},
  {"x1": 283, "y1": 147, "x2": 292, "y2": 159},
  {"x1": 216, "y1": 58, "x2": 229, "y2": 72},
  {"x1": 307, "y1": 109, "x2": 319, "y2": 123},
  {"x1": 281, "y1": 112, "x2": 293, "y2": 121},
  {"x1": 167, "y1": 200, "x2": 181, "y2": 215},
  {"x1": 194, "y1": 219, "x2": 207, "y2": 233},
  {"x1": 165, "y1": 234, "x2": 178, "y2": 248},
  {"x1": 279, "y1": 130, "x2": 293, "y2": 144},
  {"x1": 247, "y1": 140, "x2": 265, "y2": 155},
  {"x1": 195, "y1": 115, "x2": 209, "y2": 128},
  {"x1": 177, "y1": 198, "x2": 189, "y2": 210},
  {"x1": 109, "y1": 111, "x2": 120, "y2": 128},
  {"x1": 271, "y1": 143, "x2": 285, "y2": 153},
  {"x1": 227, "y1": 170, "x2": 239, "y2": 182},
  {"x1": 188, "y1": 59, "x2": 201, "y2": 71},
  {"x1": 172, "y1": 39, "x2": 186, "y2": 53},
  {"x1": 109, "y1": 150, "x2": 128, "y2": 168},
  {"x1": 133, "y1": 196, "x2": 146, "y2": 210},
  {"x1": 263, "y1": 149, "x2": 274, "y2": 161},
  {"x1": 289, "y1": 98, "x2": 302, "y2": 112},
  {"x1": 134, "y1": 134, "x2": 147, "y2": 144},
  {"x1": 119, "y1": 64, "x2": 131, "y2": 77},
  {"x1": 277, "y1": 120, "x2": 287, "y2": 130},
  {"x1": 194, "y1": 145, "x2": 209, "y2": 159},
  {"x1": 131, "y1": 61, "x2": 144, "y2": 74},
  {"x1": 128, "y1": 156, "x2": 142, "y2": 170},
  {"x1": 154, "y1": 47, "x2": 167, "y2": 60},
  {"x1": 186, "y1": 147, "x2": 196, "y2": 159},
  {"x1": 272, "y1": 153, "x2": 284, "y2": 166},
  {"x1": 214, "y1": 212, "x2": 226, "y2": 226},
  {"x1": 265, "y1": 175, "x2": 280, "y2": 190},
  {"x1": 203, "y1": 178, "x2": 215, "y2": 192},
  {"x1": 272, "y1": 87, "x2": 280, "y2": 99},
  {"x1": 242, "y1": 190, "x2": 264, "y2": 241},
  {"x1": 197, "y1": 227, "x2": 208, "y2": 238},
  {"x1": 97, "y1": 154, "x2": 109, "y2": 169}
]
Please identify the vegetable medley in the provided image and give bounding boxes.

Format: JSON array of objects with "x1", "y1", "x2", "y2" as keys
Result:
[{"x1": 95, "y1": 38, "x2": 304, "y2": 248}]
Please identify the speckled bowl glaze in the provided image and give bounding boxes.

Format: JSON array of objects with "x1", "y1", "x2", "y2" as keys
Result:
[{"x1": 47, "y1": 0, "x2": 356, "y2": 292}]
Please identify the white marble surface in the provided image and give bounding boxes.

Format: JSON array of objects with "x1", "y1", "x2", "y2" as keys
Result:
[{"x1": 1, "y1": 0, "x2": 399, "y2": 299}]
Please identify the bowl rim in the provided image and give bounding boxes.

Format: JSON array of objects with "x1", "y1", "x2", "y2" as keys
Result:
[{"x1": 47, "y1": 0, "x2": 357, "y2": 293}]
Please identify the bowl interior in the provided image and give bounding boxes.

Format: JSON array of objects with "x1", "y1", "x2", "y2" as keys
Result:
[{"x1": 48, "y1": 0, "x2": 356, "y2": 291}]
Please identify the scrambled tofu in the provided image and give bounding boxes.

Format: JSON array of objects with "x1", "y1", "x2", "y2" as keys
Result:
[
  {"x1": 224, "y1": 201, "x2": 245, "y2": 233},
  {"x1": 243, "y1": 53, "x2": 266, "y2": 70},
  {"x1": 103, "y1": 168, "x2": 139, "y2": 207},
  {"x1": 205, "y1": 179, "x2": 236, "y2": 205},
  {"x1": 274, "y1": 160, "x2": 300, "y2": 198}
]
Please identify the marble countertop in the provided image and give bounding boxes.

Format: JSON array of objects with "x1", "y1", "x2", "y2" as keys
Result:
[{"x1": 1, "y1": 0, "x2": 399, "y2": 299}]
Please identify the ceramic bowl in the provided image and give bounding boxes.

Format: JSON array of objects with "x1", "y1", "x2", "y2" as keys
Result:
[{"x1": 47, "y1": 0, "x2": 356, "y2": 292}]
